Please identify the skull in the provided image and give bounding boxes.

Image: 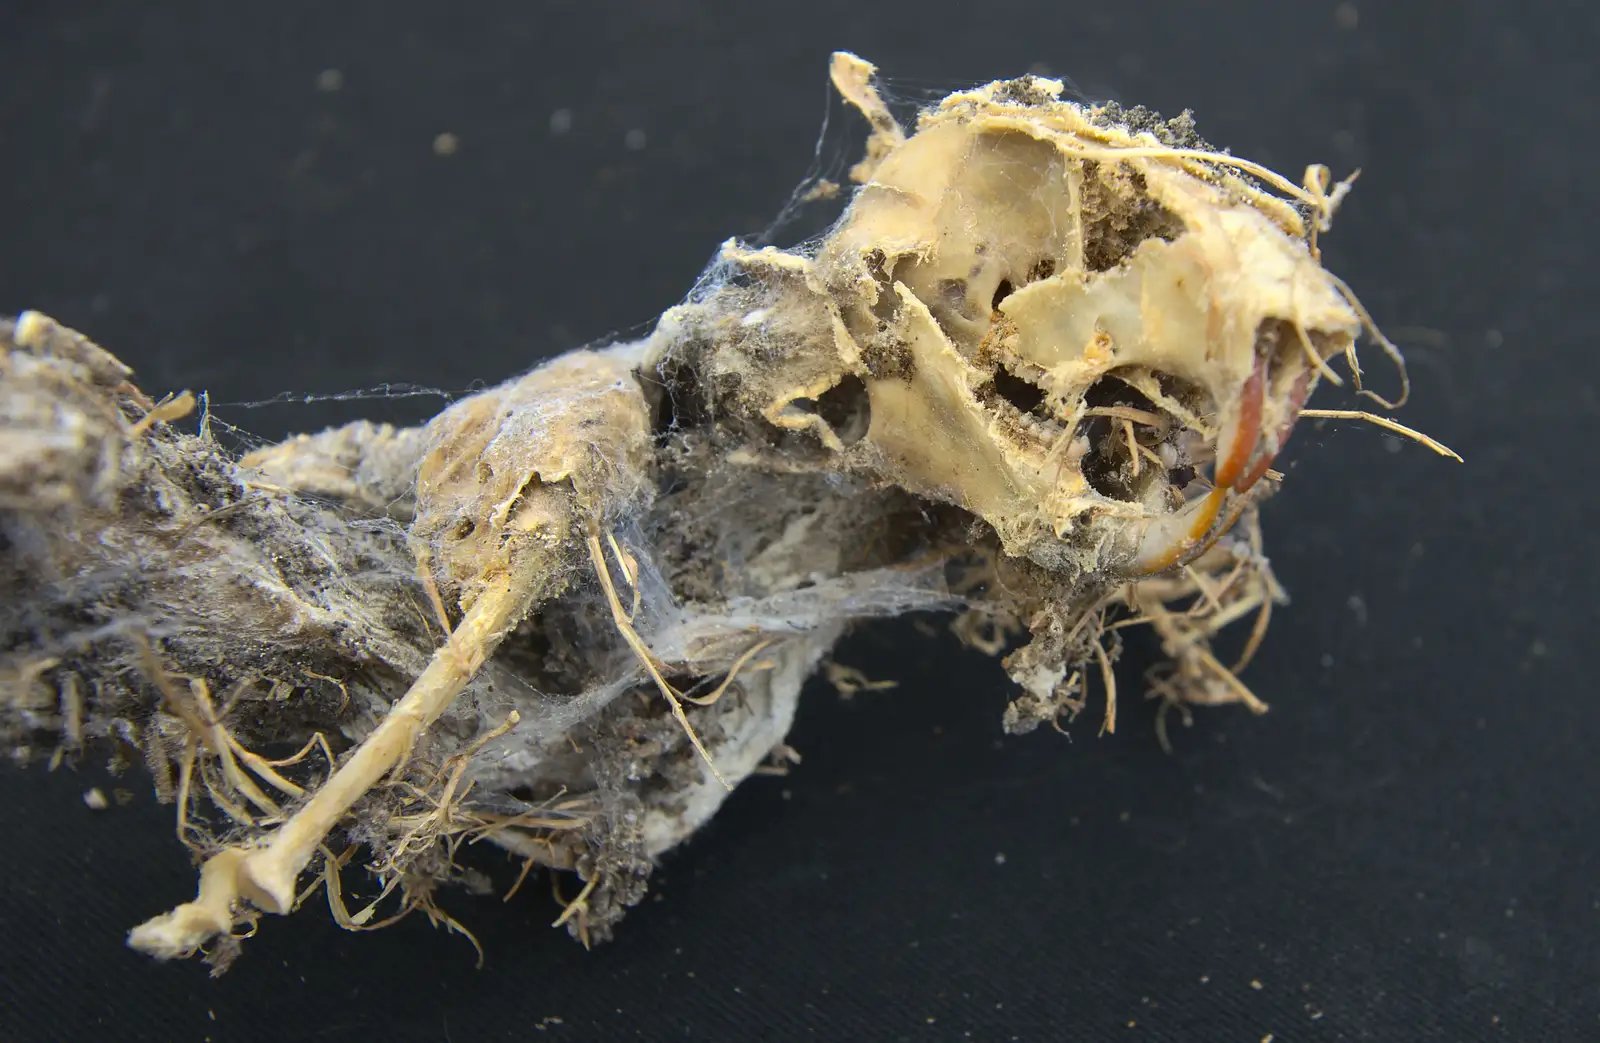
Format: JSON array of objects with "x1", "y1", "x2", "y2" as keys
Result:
[{"x1": 648, "y1": 60, "x2": 1362, "y2": 580}]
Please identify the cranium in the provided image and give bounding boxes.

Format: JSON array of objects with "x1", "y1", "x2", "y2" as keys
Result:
[{"x1": 652, "y1": 55, "x2": 1364, "y2": 580}]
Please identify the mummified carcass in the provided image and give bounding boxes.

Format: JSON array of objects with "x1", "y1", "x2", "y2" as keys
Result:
[{"x1": 0, "y1": 54, "x2": 1454, "y2": 970}]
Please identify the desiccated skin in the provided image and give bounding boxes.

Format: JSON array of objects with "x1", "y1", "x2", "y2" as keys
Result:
[{"x1": 0, "y1": 54, "x2": 1454, "y2": 972}]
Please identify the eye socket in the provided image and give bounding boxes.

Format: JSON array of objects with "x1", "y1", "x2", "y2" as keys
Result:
[{"x1": 1077, "y1": 370, "x2": 1203, "y2": 503}]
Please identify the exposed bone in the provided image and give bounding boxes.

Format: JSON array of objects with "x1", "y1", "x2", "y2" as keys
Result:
[{"x1": 0, "y1": 53, "x2": 1453, "y2": 970}]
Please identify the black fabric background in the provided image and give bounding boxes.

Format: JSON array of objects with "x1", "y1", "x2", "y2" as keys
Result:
[{"x1": 2, "y1": 2, "x2": 1596, "y2": 1040}]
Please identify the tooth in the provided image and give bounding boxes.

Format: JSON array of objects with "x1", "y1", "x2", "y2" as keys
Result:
[
  {"x1": 1235, "y1": 367, "x2": 1312, "y2": 492},
  {"x1": 1133, "y1": 487, "x2": 1226, "y2": 574},
  {"x1": 1215, "y1": 354, "x2": 1267, "y2": 490}
]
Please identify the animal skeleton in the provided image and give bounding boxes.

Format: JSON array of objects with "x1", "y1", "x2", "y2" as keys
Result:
[{"x1": 0, "y1": 54, "x2": 1455, "y2": 971}]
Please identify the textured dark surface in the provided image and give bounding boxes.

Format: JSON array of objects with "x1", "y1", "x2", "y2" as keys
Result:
[{"x1": 2, "y1": 1, "x2": 1596, "y2": 1039}]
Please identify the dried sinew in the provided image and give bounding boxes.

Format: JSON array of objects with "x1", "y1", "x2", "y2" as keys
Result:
[{"x1": 0, "y1": 54, "x2": 1456, "y2": 972}]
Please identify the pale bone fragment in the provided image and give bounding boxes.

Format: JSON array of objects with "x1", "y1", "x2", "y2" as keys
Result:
[{"x1": 0, "y1": 53, "x2": 1458, "y2": 969}]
